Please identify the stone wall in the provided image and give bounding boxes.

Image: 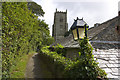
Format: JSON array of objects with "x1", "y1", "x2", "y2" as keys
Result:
[{"x1": 66, "y1": 48, "x2": 79, "y2": 60}]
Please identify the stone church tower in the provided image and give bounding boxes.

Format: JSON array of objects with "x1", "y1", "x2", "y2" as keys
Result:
[{"x1": 52, "y1": 9, "x2": 68, "y2": 41}]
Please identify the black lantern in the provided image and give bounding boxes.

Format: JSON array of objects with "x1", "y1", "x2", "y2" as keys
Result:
[{"x1": 71, "y1": 17, "x2": 89, "y2": 40}]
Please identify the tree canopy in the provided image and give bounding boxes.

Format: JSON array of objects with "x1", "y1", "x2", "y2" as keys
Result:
[{"x1": 27, "y1": 2, "x2": 45, "y2": 16}]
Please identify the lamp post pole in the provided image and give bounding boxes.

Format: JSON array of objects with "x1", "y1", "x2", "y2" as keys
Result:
[{"x1": 71, "y1": 17, "x2": 89, "y2": 69}]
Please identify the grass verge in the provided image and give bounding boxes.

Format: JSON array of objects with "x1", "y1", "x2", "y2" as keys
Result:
[{"x1": 9, "y1": 51, "x2": 36, "y2": 78}]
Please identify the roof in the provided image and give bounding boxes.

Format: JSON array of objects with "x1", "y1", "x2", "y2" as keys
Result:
[
  {"x1": 88, "y1": 16, "x2": 119, "y2": 40},
  {"x1": 50, "y1": 34, "x2": 80, "y2": 48},
  {"x1": 50, "y1": 16, "x2": 120, "y2": 79},
  {"x1": 50, "y1": 16, "x2": 120, "y2": 49},
  {"x1": 93, "y1": 49, "x2": 120, "y2": 78}
]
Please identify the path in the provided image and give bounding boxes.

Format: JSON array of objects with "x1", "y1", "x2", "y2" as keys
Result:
[{"x1": 25, "y1": 53, "x2": 55, "y2": 79}]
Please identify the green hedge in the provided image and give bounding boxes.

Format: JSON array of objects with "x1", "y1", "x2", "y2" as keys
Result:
[
  {"x1": 2, "y1": 2, "x2": 53, "y2": 78},
  {"x1": 41, "y1": 38, "x2": 107, "y2": 79}
]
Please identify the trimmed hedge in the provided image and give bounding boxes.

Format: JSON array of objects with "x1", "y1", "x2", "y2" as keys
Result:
[
  {"x1": 2, "y1": 2, "x2": 53, "y2": 78},
  {"x1": 41, "y1": 37, "x2": 107, "y2": 79}
]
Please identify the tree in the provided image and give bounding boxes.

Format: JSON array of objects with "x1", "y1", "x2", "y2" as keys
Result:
[{"x1": 27, "y1": 2, "x2": 45, "y2": 16}]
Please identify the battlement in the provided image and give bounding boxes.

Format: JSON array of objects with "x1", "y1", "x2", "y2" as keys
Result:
[
  {"x1": 52, "y1": 9, "x2": 68, "y2": 41},
  {"x1": 55, "y1": 8, "x2": 67, "y2": 13}
]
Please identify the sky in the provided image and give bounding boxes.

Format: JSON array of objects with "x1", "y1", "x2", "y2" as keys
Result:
[{"x1": 33, "y1": 0, "x2": 120, "y2": 36}]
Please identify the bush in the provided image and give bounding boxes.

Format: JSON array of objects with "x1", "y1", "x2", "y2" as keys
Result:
[
  {"x1": 41, "y1": 37, "x2": 107, "y2": 79},
  {"x1": 52, "y1": 44, "x2": 66, "y2": 56},
  {"x1": 64, "y1": 37, "x2": 107, "y2": 79},
  {"x1": 41, "y1": 46, "x2": 73, "y2": 77}
]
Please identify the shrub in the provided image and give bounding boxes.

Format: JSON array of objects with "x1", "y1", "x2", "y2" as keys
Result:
[
  {"x1": 52, "y1": 44, "x2": 66, "y2": 56},
  {"x1": 41, "y1": 37, "x2": 107, "y2": 79},
  {"x1": 41, "y1": 46, "x2": 73, "y2": 77},
  {"x1": 64, "y1": 37, "x2": 107, "y2": 79}
]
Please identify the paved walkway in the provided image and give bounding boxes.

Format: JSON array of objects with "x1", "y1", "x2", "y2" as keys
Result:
[{"x1": 25, "y1": 53, "x2": 55, "y2": 79}]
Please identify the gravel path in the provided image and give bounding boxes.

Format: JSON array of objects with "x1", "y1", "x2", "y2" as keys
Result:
[{"x1": 25, "y1": 53, "x2": 55, "y2": 79}]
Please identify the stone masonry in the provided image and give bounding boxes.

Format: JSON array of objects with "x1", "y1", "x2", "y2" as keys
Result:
[
  {"x1": 93, "y1": 49, "x2": 120, "y2": 79},
  {"x1": 52, "y1": 9, "x2": 68, "y2": 41},
  {"x1": 51, "y1": 9, "x2": 120, "y2": 79}
]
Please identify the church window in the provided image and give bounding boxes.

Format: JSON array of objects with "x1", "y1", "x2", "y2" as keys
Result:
[{"x1": 60, "y1": 18, "x2": 63, "y2": 22}]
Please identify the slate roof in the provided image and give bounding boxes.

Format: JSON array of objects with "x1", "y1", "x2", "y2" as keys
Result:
[
  {"x1": 50, "y1": 34, "x2": 80, "y2": 48},
  {"x1": 93, "y1": 49, "x2": 120, "y2": 79},
  {"x1": 51, "y1": 16, "x2": 120, "y2": 79},
  {"x1": 88, "y1": 16, "x2": 119, "y2": 40},
  {"x1": 51, "y1": 16, "x2": 120, "y2": 48}
]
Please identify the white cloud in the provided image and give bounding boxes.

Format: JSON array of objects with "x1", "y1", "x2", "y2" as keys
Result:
[{"x1": 33, "y1": 0, "x2": 120, "y2": 36}]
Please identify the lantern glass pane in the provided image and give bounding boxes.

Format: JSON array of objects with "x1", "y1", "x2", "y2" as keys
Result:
[
  {"x1": 72, "y1": 29, "x2": 78, "y2": 40},
  {"x1": 78, "y1": 28, "x2": 85, "y2": 39}
]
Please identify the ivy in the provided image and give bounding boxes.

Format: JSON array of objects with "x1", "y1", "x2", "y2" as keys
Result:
[{"x1": 41, "y1": 37, "x2": 107, "y2": 79}]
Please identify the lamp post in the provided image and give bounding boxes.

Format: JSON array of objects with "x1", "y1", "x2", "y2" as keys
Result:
[
  {"x1": 69, "y1": 17, "x2": 106, "y2": 79},
  {"x1": 70, "y1": 17, "x2": 89, "y2": 61},
  {"x1": 71, "y1": 17, "x2": 89, "y2": 40}
]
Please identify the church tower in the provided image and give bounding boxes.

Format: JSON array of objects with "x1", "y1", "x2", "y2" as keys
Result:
[{"x1": 52, "y1": 9, "x2": 68, "y2": 41}]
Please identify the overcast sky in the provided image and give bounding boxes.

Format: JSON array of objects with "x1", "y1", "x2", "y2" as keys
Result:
[{"x1": 33, "y1": 0, "x2": 120, "y2": 35}]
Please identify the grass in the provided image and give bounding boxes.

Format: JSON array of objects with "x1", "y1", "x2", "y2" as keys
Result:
[{"x1": 9, "y1": 51, "x2": 36, "y2": 78}]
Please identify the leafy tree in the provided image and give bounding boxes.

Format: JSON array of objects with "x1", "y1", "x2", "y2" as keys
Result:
[{"x1": 27, "y1": 2, "x2": 45, "y2": 16}]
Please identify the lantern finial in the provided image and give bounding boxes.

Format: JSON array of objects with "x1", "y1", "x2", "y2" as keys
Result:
[{"x1": 77, "y1": 17, "x2": 79, "y2": 20}]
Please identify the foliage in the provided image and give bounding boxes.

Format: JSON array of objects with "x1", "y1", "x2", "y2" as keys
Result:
[
  {"x1": 41, "y1": 46, "x2": 73, "y2": 77},
  {"x1": 64, "y1": 37, "x2": 107, "y2": 79},
  {"x1": 41, "y1": 46, "x2": 73, "y2": 67},
  {"x1": 52, "y1": 44, "x2": 66, "y2": 56},
  {"x1": 2, "y1": 2, "x2": 53, "y2": 78},
  {"x1": 27, "y1": 2, "x2": 45, "y2": 16},
  {"x1": 41, "y1": 37, "x2": 107, "y2": 79},
  {"x1": 64, "y1": 29, "x2": 72, "y2": 37}
]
